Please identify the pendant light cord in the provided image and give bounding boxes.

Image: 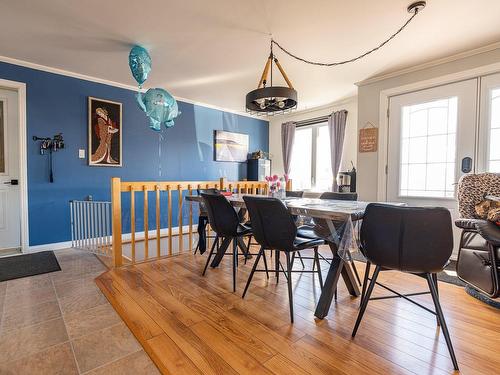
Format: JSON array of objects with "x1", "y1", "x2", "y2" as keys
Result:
[{"x1": 271, "y1": 8, "x2": 420, "y2": 67}]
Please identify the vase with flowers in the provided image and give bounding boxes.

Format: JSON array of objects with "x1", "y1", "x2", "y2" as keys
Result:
[{"x1": 265, "y1": 174, "x2": 288, "y2": 198}]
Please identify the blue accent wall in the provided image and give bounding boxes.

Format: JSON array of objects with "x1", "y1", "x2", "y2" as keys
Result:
[{"x1": 0, "y1": 61, "x2": 269, "y2": 246}]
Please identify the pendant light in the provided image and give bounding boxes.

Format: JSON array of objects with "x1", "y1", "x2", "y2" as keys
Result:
[{"x1": 246, "y1": 1, "x2": 426, "y2": 115}]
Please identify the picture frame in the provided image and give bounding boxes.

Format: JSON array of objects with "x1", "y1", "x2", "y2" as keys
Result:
[
  {"x1": 88, "y1": 97, "x2": 122, "y2": 167},
  {"x1": 214, "y1": 130, "x2": 249, "y2": 162}
]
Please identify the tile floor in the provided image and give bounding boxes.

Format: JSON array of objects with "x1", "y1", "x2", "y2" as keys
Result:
[{"x1": 0, "y1": 249, "x2": 160, "y2": 375}]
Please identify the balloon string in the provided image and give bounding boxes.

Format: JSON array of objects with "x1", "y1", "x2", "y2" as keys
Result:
[{"x1": 158, "y1": 131, "x2": 163, "y2": 178}]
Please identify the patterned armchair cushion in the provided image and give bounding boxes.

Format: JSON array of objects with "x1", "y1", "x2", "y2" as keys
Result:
[{"x1": 457, "y1": 173, "x2": 500, "y2": 219}]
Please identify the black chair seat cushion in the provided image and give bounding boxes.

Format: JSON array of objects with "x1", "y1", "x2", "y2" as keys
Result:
[
  {"x1": 237, "y1": 223, "x2": 252, "y2": 236},
  {"x1": 296, "y1": 225, "x2": 317, "y2": 239},
  {"x1": 293, "y1": 236, "x2": 325, "y2": 250}
]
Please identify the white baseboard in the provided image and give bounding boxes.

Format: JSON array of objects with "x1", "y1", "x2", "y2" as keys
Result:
[
  {"x1": 27, "y1": 224, "x2": 199, "y2": 253},
  {"x1": 27, "y1": 241, "x2": 73, "y2": 253}
]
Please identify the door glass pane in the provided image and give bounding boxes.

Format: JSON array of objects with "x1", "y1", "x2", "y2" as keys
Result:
[
  {"x1": 290, "y1": 127, "x2": 312, "y2": 190},
  {"x1": 399, "y1": 97, "x2": 457, "y2": 198},
  {"x1": 488, "y1": 89, "x2": 500, "y2": 172},
  {"x1": 315, "y1": 125, "x2": 333, "y2": 191},
  {"x1": 0, "y1": 101, "x2": 4, "y2": 173}
]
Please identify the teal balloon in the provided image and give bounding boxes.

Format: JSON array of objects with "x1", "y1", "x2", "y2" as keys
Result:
[
  {"x1": 129, "y1": 45, "x2": 151, "y2": 86},
  {"x1": 136, "y1": 88, "x2": 180, "y2": 131}
]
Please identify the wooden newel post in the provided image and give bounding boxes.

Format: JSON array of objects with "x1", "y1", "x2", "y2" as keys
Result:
[
  {"x1": 219, "y1": 177, "x2": 226, "y2": 191},
  {"x1": 286, "y1": 179, "x2": 292, "y2": 191},
  {"x1": 111, "y1": 177, "x2": 123, "y2": 267}
]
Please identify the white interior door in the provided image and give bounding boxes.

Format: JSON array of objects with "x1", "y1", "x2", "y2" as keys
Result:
[
  {"x1": 387, "y1": 79, "x2": 478, "y2": 255},
  {"x1": 0, "y1": 88, "x2": 21, "y2": 251},
  {"x1": 478, "y1": 73, "x2": 500, "y2": 173}
]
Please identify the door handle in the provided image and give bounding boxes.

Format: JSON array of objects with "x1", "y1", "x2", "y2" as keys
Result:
[{"x1": 3, "y1": 179, "x2": 19, "y2": 185}]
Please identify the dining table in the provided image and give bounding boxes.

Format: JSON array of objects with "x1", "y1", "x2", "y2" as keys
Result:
[{"x1": 185, "y1": 193, "x2": 377, "y2": 319}]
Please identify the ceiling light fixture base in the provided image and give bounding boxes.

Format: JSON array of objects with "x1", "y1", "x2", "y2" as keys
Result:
[{"x1": 407, "y1": 1, "x2": 426, "y2": 14}]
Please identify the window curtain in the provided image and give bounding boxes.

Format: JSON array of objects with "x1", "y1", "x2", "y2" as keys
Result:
[
  {"x1": 328, "y1": 110, "x2": 348, "y2": 191},
  {"x1": 281, "y1": 121, "x2": 296, "y2": 176}
]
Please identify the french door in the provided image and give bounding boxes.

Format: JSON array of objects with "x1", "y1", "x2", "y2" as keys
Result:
[
  {"x1": 387, "y1": 79, "x2": 483, "y2": 255},
  {"x1": 478, "y1": 73, "x2": 500, "y2": 173}
]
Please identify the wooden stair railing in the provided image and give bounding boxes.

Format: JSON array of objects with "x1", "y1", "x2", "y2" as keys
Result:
[{"x1": 110, "y1": 177, "x2": 291, "y2": 268}]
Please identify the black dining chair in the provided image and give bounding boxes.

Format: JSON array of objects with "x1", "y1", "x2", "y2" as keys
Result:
[
  {"x1": 353, "y1": 203, "x2": 459, "y2": 371},
  {"x1": 319, "y1": 191, "x2": 358, "y2": 201},
  {"x1": 286, "y1": 190, "x2": 304, "y2": 198},
  {"x1": 194, "y1": 188, "x2": 220, "y2": 254},
  {"x1": 200, "y1": 193, "x2": 254, "y2": 292},
  {"x1": 242, "y1": 196, "x2": 325, "y2": 323},
  {"x1": 296, "y1": 191, "x2": 362, "y2": 289}
]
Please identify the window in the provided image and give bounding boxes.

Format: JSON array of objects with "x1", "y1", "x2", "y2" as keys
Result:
[
  {"x1": 290, "y1": 123, "x2": 333, "y2": 191},
  {"x1": 488, "y1": 88, "x2": 500, "y2": 172},
  {"x1": 399, "y1": 97, "x2": 457, "y2": 198}
]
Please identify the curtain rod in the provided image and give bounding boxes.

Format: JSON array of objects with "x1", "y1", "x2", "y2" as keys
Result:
[
  {"x1": 294, "y1": 109, "x2": 348, "y2": 128},
  {"x1": 295, "y1": 115, "x2": 330, "y2": 128}
]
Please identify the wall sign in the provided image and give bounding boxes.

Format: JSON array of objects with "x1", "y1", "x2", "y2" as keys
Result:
[{"x1": 359, "y1": 123, "x2": 378, "y2": 153}]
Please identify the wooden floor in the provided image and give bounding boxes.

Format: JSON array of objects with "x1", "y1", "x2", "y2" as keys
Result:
[{"x1": 96, "y1": 247, "x2": 500, "y2": 375}]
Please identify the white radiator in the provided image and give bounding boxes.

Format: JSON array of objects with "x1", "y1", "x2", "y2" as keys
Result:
[{"x1": 70, "y1": 200, "x2": 112, "y2": 256}]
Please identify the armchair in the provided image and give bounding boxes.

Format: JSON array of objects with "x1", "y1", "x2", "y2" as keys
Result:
[{"x1": 455, "y1": 173, "x2": 500, "y2": 299}]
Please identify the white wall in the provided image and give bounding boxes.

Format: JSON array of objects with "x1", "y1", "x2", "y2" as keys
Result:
[
  {"x1": 268, "y1": 96, "x2": 358, "y2": 180},
  {"x1": 356, "y1": 47, "x2": 500, "y2": 201}
]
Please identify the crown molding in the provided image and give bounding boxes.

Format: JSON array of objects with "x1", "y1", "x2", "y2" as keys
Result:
[
  {"x1": 279, "y1": 95, "x2": 357, "y2": 119},
  {"x1": 0, "y1": 55, "x2": 264, "y2": 121},
  {"x1": 356, "y1": 41, "x2": 500, "y2": 87}
]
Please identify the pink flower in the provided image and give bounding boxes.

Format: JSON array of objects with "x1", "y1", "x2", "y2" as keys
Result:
[
  {"x1": 272, "y1": 174, "x2": 279, "y2": 182},
  {"x1": 277, "y1": 181, "x2": 281, "y2": 187},
  {"x1": 265, "y1": 176, "x2": 270, "y2": 182}
]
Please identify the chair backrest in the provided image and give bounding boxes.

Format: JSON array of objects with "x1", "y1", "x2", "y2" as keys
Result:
[
  {"x1": 201, "y1": 193, "x2": 239, "y2": 237},
  {"x1": 286, "y1": 190, "x2": 304, "y2": 198},
  {"x1": 243, "y1": 196, "x2": 297, "y2": 251},
  {"x1": 197, "y1": 188, "x2": 220, "y2": 216},
  {"x1": 319, "y1": 192, "x2": 358, "y2": 201},
  {"x1": 457, "y1": 173, "x2": 500, "y2": 219},
  {"x1": 197, "y1": 188, "x2": 220, "y2": 195},
  {"x1": 360, "y1": 203, "x2": 453, "y2": 273}
]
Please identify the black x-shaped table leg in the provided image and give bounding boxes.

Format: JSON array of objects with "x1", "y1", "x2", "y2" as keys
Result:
[{"x1": 314, "y1": 241, "x2": 360, "y2": 319}]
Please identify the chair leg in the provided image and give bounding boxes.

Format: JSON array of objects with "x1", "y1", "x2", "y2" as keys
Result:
[
  {"x1": 285, "y1": 252, "x2": 294, "y2": 323},
  {"x1": 432, "y1": 273, "x2": 440, "y2": 326},
  {"x1": 297, "y1": 251, "x2": 305, "y2": 269},
  {"x1": 360, "y1": 261, "x2": 371, "y2": 305},
  {"x1": 290, "y1": 252, "x2": 295, "y2": 271},
  {"x1": 194, "y1": 241, "x2": 199, "y2": 255},
  {"x1": 232, "y1": 238, "x2": 237, "y2": 292},
  {"x1": 352, "y1": 265, "x2": 381, "y2": 337},
  {"x1": 262, "y1": 250, "x2": 270, "y2": 279},
  {"x1": 334, "y1": 288, "x2": 338, "y2": 300},
  {"x1": 242, "y1": 247, "x2": 263, "y2": 298},
  {"x1": 350, "y1": 259, "x2": 362, "y2": 286},
  {"x1": 202, "y1": 236, "x2": 218, "y2": 276},
  {"x1": 313, "y1": 247, "x2": 323, "y2": 290},
  {"x1": 244, "y1": 235, "x2": 252, "y2": 265},
  {"x1": 275, "y1": 250, "x2": 280, "y2": 283},
  {"x1": 426, "y1": 273, "x2": 459, "y2": 371}
]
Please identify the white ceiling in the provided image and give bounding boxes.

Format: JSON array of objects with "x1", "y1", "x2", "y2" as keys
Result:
[{"x1": 1, "y1": 0, "x2": 500, "y2": 113}]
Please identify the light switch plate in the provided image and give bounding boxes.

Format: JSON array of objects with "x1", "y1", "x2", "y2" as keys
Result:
[{"x1": 78, "y1": 149, "x2": 85, "y2": 159}]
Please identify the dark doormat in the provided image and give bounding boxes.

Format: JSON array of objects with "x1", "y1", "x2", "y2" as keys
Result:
[{"x1": 0, "y1": 251, "x2": 61, "y2": 282}]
